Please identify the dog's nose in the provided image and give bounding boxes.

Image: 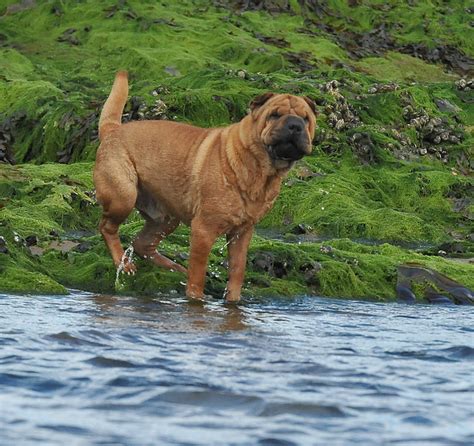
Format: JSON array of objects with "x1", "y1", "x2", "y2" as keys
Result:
[
  {"x1": 285, "y1": 116, "x2": 304, "y2": 134},
  {"x1": 289, "y1": 123, "x2": 303, "y2": 133}
]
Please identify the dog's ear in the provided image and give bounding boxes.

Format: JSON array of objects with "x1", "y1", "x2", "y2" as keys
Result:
[
  {"x1": 303, "y1": 96, "x2": 318, "y2": 116},
  {"x1": 250, "y1": 92, "x2": 275, "y2": 112}
]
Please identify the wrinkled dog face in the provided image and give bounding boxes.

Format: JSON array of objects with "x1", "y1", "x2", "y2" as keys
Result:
[{"x1": 250, "y1": 93, "x2": 317, "y2": 165}]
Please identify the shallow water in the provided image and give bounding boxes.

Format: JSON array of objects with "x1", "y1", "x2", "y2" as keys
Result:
[{"x1": 0, "y1": 291, "x2": 473, "y2": 446}]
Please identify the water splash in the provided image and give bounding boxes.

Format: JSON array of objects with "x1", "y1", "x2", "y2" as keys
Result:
[
  {"x1": 218, "y1": 234, "x2": 237, "y2": 255},
  {"x1": 114, "y1": 245, "x2": 135, "y2": 290}
]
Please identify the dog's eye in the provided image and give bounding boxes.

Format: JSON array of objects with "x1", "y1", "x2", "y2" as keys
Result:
[
  {"x1": 269, "y1": 112, "x2": 280, "y2": 120},
  {"x1": 303, "y1": 116, "x2": 309, "y2": 124}
]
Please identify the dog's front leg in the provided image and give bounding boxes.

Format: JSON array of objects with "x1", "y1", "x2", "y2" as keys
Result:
[
  {"x1": 186, "y1": 218, "x2": 219, "y2": 300},
  {"x1": 224, "y1": 227, "x2": 253, "y2": 303}
]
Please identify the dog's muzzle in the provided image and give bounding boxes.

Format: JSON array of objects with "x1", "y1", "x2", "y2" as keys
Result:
[{"x1": 265, "y1": 115, "x2": 311, "y2": 162}]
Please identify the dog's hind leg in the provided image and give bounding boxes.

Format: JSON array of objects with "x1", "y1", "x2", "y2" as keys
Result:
[
  {"x1": 96, "y1": 170, "x2": 138, "y2": 274},
  {"x1": 133, "y1": 217, "x2": 187, "y2": 274}
]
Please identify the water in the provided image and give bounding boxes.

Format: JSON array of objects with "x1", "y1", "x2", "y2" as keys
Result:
[{"x1": 1, "y1": 291, "x2": 473, "y2": 446}]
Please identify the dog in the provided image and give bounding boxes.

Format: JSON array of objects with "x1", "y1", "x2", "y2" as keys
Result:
[{"x1": 94, "y1": 71, "x2": 316, "y2": 301}]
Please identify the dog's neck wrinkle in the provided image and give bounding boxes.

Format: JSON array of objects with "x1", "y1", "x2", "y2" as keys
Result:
[
  {"x1": 225, "y1": 121, "x2": 278, "y2": 199},
  {"x1": 237, "y1": 116, "x2": 293, "y2": 177}
]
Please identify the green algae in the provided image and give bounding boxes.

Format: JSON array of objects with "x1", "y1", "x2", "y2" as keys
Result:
[
  {"x1": 1, "y1": 1, "x2": 298, "y2": 160},
  {"x1": 0, "y1": 0, "x2": 472, "y2": 161},
  {"x1": 0, "y1": 262, "x2": 67, "y2": 294},
  {"x1": 261, "y1": 153, "x2": 473, "y2": 245},
  {"x1": 387, "y1": 1, "x2": 474, "y2": 56},
  {"x1": 354, "y1": 52, "x2": 455, "y2": 83},
  {"x1": 0, "y1": 163, "x2": 97, "y2": 237},
  {"x1": 0, "y1": 48, "x2": 36, "y2": 80},
  {"x1": 314, "y1": 0, "x2": 473, "y2": 58},
  {"x1": 1, "y1": 161, "x2": 471, "y2": 301}
]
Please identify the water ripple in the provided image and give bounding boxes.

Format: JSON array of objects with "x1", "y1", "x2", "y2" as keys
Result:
[
  {"x1": 46, "y1": 331, "x2": 106, "y2": 347},
  {"x1": 257, "y1": 401, "x2": 347, "y2": 418},
  {"x1": 0, "y1": 292, "x2": 473, "y2": 445},
  {"x1": 85, "y1": 356, "x2": 138, "y2": 368}
]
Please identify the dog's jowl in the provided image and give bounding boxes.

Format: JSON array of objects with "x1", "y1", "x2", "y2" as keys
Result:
[{"x1": 94, "y1": 72, "x2": 317, "y2": 302}]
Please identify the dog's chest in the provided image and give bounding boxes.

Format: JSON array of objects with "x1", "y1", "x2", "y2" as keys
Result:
[{"x1": 237, "y1": 176, "x2": 282, "y2": 224}]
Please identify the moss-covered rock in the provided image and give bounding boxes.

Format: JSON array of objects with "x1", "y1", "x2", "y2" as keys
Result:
[
  {"x1": 1, "y1": 163, "x2": 472, "y2": 301},
  {"x1": 0, "y1": 0, "x2": 472, "y2": 300}
]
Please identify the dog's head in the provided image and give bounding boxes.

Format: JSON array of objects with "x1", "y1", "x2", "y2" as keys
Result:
[{"x1": 250, "y1": 92, "x2": 317, "y2": 168}]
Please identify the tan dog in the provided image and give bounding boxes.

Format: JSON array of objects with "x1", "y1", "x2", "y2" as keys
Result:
[{"x1": 94, "y1": 71, "x2": 316, "y2": 302}]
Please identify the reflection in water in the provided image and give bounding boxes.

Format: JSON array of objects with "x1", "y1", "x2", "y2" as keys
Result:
[{"x1": 90, "y1": 293, "x2": 249, "y2": 332}]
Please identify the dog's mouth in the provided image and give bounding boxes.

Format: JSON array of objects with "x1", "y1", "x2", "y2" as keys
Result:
[
  {"x1": 266, "y1": 145, "x2": 303, "y2": 162},
  {"x1": 265, "y1": 140, "x2": 308, "y2": 163}
]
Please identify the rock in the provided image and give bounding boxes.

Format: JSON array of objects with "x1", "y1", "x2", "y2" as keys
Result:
[
  {"x1": 455, "y1": 78, "x2": 473, "y2": 91},
  {"x1": 254, "y1": 32, "x2": 290, "y2": 48},
  {"x1": 424, "y1": 287, "x2": 454, "y2": 305},
  {"x1": 29, "y1": 246, "x2": 44, "y2": 256},
  {"x1": 272, "y1": 260, "x2": 288, "y2": 278},
  {"x1": 5, "y1": 0, "x2": 36, "y2": 15},
  {"x1": 252, "y1": 252, "x2": 274, "y2": 273},
  {"x1": 251, "y1": 252, "x2": 289, "y2": 278},
  {"x1": 320, "y1": 245, "x2": 333, "y2": 254},
  {"x1": 164, "y1": 66, "x2": 181, "y2": 77},
  {"x1": 396, "y1": 284, "x2": 416, "y2": 303},
  {"x1": 434, "y1": 98, "x2": 460, "y2": 113},
  {"x1": 25, "y1": 235, "x2": 38, "y2": 246},
  {"x1": 367, "y1": 83, "x2": 399, "y2": 94},
  {"x1": 295, "y1": 165, "x2": 320, "y2": 180},
  {"x1": 438, "y1": 242, "x2": 466, "y2": 256},
  {"x1": 57, "y1": 28, "x2": 80, "y2": 45},
  {"x1": 450, "y1": 287, "x2": 474, "y2": 305},
  {"x1": 13, "y1": 233, "x2": 23, "y2": 245},
  {"x1": 48, "y1": 240, "x2": 80, "y2": 254},
  {"x1": 74, "y1": 242, "x2": 92, "y2": 253},
  {"x1": 150, "y1": 99, "x2": 168, "y2": 119},
  {"x1": 452, "y1": 198, "x2": 472, "y2": 213},
  {"x1": 400, "y1": 44, "x2": 474, "y2": 75},
  {"x1": 283, "y1": 51, "x2": 315, "y2": 72},
  {"x1": 397, "y1": 263, "x2": 474, "y2": 305},
  {"x1": 0, "y1": 114, "x2": 17, "y2": 164},
  {"x1": 292, "y1": 223, "x2": 312, "y2": 235},
  {"x1": 323, "y1": 82, "x2": 360, "y2": 131},
  {"x1": 0, "y1": 236, "x2": 9, "y2": 254},
  {"x1": 300, "y1": 262, "x2": 322, "y2": 286},
  {"x1": 349, "y1": 132, "x2": 377, "y2": 164}
]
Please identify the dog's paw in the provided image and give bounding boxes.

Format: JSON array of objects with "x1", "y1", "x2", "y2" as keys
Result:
[
  {"x1": 123, "y1": 261, "x2": 137, "y2": 275},
  {"x1": 223, "y1": 288, "x2": 241, "y2": 303}
]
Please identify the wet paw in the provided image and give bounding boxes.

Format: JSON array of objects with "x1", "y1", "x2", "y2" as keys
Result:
[
  {"x1": 224, "y1": 290, "x2": 241, "y2": 303},
  {"x1": 186, "y1": 288, "x2": 205, "y2": 301},
  {"x1": 123, "y1": 261, "x2": 137, "y2": 275}
]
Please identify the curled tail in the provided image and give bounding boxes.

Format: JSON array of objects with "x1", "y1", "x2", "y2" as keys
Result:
[{"x1": 98, "y1": 71, "x2": 129, "y2": 141}]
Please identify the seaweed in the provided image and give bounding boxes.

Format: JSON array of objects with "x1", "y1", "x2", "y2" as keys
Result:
[{"x1": 0, "y1": 0, "x2": 472, "y2": 299}]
